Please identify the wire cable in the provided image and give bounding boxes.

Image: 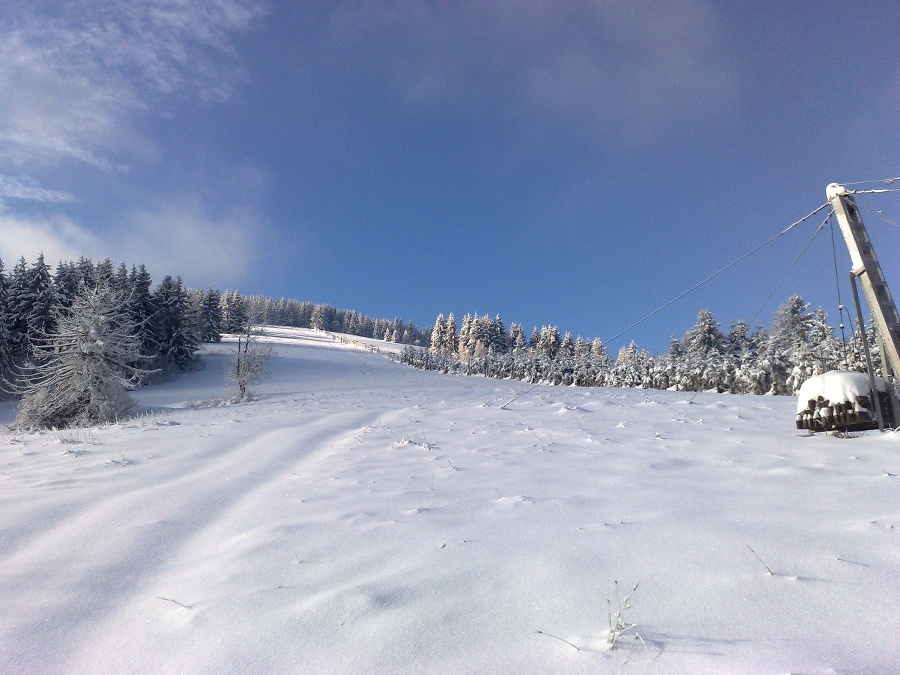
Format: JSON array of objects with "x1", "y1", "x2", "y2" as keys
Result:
[
  {"x1": 860, "y1": 205, "x2": 899, "y2": 229},
  {"x1": 839, "y1": 176, "x2": 900, "y2": 186},
  {"x1": 601, "y1": 201, "x2": 831, "y2": 346},
  {"x1": 747, "y1": 211, "x2": 832, "y2": 327}
]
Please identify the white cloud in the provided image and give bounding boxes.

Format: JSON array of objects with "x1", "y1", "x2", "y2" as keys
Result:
[
  {"x1": 0, "y1": 1, "x2": 264, "y2": 174},
  {"x1": 0, "y1": 174, "x2": 75, "y2": 208},
  {"x1": 0, "y1": 214, "x2": 106, "y2": 266},
  {"x1": 0, "y1": 1, "x2": 267, "y2": 283},
  {"x1": 122, "y1": 197, "x2": 261, "y2": 289},
  {"x1": 0, "y1": 198, "x2": 261, "y2": 289}
]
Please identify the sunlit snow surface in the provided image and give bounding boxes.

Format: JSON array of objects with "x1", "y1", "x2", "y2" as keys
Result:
[{"x1": 0, "y1": 328, "x2": 897, "y2": 673}]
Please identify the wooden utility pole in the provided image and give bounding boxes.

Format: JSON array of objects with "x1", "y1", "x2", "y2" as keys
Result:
[{"x1": 827, "y1": 183, "x2": 900, "y2": 380}]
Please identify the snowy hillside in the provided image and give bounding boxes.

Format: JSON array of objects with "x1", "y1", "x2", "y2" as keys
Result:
[{"x1": 0, "y1": 327, "x2": 897, "y2": 673}]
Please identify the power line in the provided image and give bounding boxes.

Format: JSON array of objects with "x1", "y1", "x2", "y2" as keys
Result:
[
  {"x1": 848, "y1": 188, "x2": 900, "y2": 195},
  {"x1": 601, "y1": 201, "x2": 831, "y2": 346},
  {"x1": 840, "y1": 176, "x2": 900, "y2": 186},
  {"x1": 747, "y1": 211, "x2": 831, "y2": 327}
]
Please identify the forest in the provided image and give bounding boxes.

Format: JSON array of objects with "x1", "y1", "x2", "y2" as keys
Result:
[{"x1": 400, "y1": 301, "x2": 881, "y2": 396}]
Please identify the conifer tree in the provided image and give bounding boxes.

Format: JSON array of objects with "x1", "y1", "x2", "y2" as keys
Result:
[
  {"x1": 572, "y1": 337, "x2": 584, "y2": 359},
  {"x1": 95, "y1": 259, "x2": 115, "y2": 284},
  {"x1": 10, "y1": 281, "x2": 154, "y2": 429},
  {"x1": 491, "y1": 314, "x2": 507, "y2": 354},
  {"x1": 0, "y1": 259, "x2": 9, "y2": 371},
  {"x1": 509, "y1": 323, "x2": 526, "y2": 352},
  {"x1": 429, "y1": 314, "x2": 445, "y2": 354},
  {"x1": 444, "y1": 313, "x2": 458, "y2": 354},
  {"x1": 26, "y1": 254, "x2": 57, "y2": 343},
  {"x1": 54, "y1": 261, "x2": 80, "y2": 309},
  {"x1": 75, "y1": 257, "x2": 96, "y2": 288},
  {"x1": 590, "y1": 338, "x2": 610, "y2": 366},
  {"x1": 152, "y1": 276, "x2": 198, "y2": 371},
  {"x1": 6, "y1": 255, "x2": 57, "y2": 359},
  {"x1": 537, "y1": 326, "x2": 561, "y2": 358},
  {"x1": 310, "y1": 304, "x2": 325, "y2": 331},
  {"x1": 5, "y1": 257, "x2": 30, "y2": 358},
  {"x1": 458, "y1": 314, "x2": 473, "y2": 359},
  {"x1": 683, "y1": 309, "x2": 724, "y2": 357},
  {"x1": 560, "y1": 332, "x2": 575, "y2": 359},
  {"x1": 201, "y1": 288, "x2": 224, "y2": 342},
  {"x1": 128, "y1": 265, "x2": 156, "y2": 356},
  {"x1": 113, "y1": 262, "x2": 131, "y2": 295}
]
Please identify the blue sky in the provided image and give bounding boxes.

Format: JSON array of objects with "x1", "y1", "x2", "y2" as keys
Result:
[{"x1": 2, "y1": 1, "x2": 898, "y2": 353}]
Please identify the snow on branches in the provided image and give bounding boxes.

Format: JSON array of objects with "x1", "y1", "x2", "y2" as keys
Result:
[{"x1": 8, "y1": 283, "x2": 156, "y2": 430}]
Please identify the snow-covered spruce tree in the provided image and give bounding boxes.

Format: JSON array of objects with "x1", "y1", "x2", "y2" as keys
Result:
[
  {"x1": 677, "y1": 309, "x2": 725, "y2": 391},
  {"x1": 112, "y1": 262, "x2": 131, "y2": 295},
  {"x1": 442, "y1": 313, "x2": 458, "y2": 355},
  {"x1": 490, "y1": 314, "x2": 508, "y2": 354},
  {"x1": 769, "y1": 294, "x2": 816, "y2": 394},
  {"x1": 151, "y1": 275, "x2": 199, "y2": 371},
  {"x1": 310, "y1": 303, "x2": 325, "y2": 331},
  {"x1": 10, "y1": 283, "x2": 154, "y2": 430},
  {"x1": 200, "y1": 288, "x2": 224, "y2": 342},
  {"x1": 127, "y1": 264, "x2": 157, "y2": 357},
  {"x1": 560, "y1": 332, "x2": 575, "y2": 359},
  {"x1": 25, "y1": 254, "x2": 57, "y2": 341},
  {"x1": 186, "y1": 288, "x2": 206, "y2": 346},
  {"x1": 509, "y1": 322, "x2": 526, "y2": 353},
  {"x1": 4, "y1": 255, "x2": 59, "y2": 362},
  {"x1": 0, "y1": 259, "x2": 10, "y2": 375},
  {"x1": 429, "y1": 314, "x2": 445, "y2": 354},
  {"x1": 53, "y1": 260, "x2": 81, "y2": 310},
  {"x1": 5, "y1": 257, "x2": 31, "y2": 359},
  {"x1": 537, "y1": 325, "x2": 561, "y2": 359},
  {"x1": 458, "y1": 314, "x2": 473, "y2": 359}
]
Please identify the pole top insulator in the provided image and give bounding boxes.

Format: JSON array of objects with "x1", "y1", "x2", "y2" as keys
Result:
[{"x1": 826, "y1": 183, "x2": 848, "y2": 199}]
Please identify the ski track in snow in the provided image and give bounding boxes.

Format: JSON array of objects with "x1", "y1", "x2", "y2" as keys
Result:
[{"x1": 0, "y1": 328, "x2": 898, "y2": 673}]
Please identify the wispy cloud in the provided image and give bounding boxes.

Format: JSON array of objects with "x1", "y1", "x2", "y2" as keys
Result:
[
  {"x1": 0, "y1": 174, "x2": 75, "y2": 209},
  {"x1": 0, "y1": 0, "x2": 268, "y2": 285},
  {"x1": 0, "y1": 0, "x2": 263, "y2": 175}
]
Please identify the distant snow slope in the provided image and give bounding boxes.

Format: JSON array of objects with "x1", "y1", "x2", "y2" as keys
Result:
[{"x1": 0, "y1": 327, "x2": 897, "y2": 673}]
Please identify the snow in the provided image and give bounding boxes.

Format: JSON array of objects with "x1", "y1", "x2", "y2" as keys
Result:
[
  {"x1": 1, "y1": 327, "x2": 898, "y2": 673},
  {"x1": 796, "y1": 370, "x2": 887, "y2": 413},
  {"x1": 826, "y1": 182, "x2": 848, "y2": 200}
]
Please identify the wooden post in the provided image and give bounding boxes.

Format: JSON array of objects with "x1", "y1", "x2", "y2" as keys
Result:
[
  {"x1": 849, "y1": 273, "x2": 885, "y2": 432},
  {"x1": 827, "y1": 183, "x2": 900, "y2": 379}
]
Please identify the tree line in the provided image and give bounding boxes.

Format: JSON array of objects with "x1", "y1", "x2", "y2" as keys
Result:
[
  {"x1": 241, "y1": 295, "x2": 431, "y2": 346},
  {"x1": 401, "y1": 296, "x2": 881, "y2": 395},
  {"x1": 0, "y1": 255, "x2": 204, "y2": 378},
  {"x1": 0, "y1": 254, "x2": 431, "y2": 428},
  {"x1": 2, "y1": 252, "x2": 882, "y2": 427}
]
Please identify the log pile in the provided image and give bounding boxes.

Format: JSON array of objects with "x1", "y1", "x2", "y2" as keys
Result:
[{"x1": 796, "y1": 390, "x2": 896, "y2": 432}]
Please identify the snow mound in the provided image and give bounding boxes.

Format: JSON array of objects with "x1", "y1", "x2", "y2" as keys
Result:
[{"x1": 796, "y1": 370, "x2": 885, "y2": 414}]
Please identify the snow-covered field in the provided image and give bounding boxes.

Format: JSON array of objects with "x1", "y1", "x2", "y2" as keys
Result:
[{"x1": 0, "y1": 327, "x2": 897, "y2": 674}]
